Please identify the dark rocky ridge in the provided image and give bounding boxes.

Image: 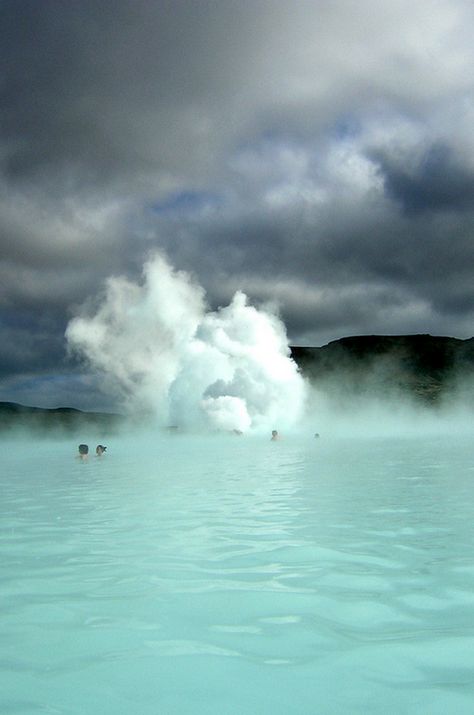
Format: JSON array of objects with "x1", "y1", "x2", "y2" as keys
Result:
[{"x1": 290, "y1": 334, "x2": 474, "y2": 403}]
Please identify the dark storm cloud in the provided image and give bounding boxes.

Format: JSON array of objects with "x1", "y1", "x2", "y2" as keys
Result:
[
  {"x1": 373, "y1": 143, "x2": 474, "y2": 215},
  {"x1": 0, "y1": 0, "x2": 270, "y2": 189},
  {"x1": 0, "y1": 314, "x2": 66, "y2": 378},
  {"x1": 149, "y1": 176, "x2": 474, "y2": 345},
  {"x1": 3, "y1": 0, "x2": 469, "y2": 191},
  {"x1": 149, "y1": 127, "x2": 474, "y2": 343},
  {"x1": 1, "y1": 0, "x2": 474, "y2": 409}
]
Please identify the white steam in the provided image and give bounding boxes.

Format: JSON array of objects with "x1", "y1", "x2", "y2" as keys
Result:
[{"x1": 66, "y1": 254, "x2": 306, "y2": 432}]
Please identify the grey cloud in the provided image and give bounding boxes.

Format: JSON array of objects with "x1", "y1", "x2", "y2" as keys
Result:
[
  {"x1": 0, "y1": 317, "x2": 66, "y2": 378},
  {"x1": 373, "y1": 143, "x2": 474, "y2": 215},
  {"x1": 0, "y1": 0, "x2": 273, "y2": 191},
  {"x1": 3, "y1": 1, "x2": 471, "y2": 192},
  {"x1": 142, "y1": 134, "x2": 474, "y2": 346}
]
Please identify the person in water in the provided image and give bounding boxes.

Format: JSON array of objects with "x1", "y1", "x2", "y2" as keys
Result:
[
  {"x1": 95, "y1": 445, "x2": 107, "y2": 456},
  {"x1": 271, "y1": 430, "x2": 280, "y2": 441},
  {"x1": 77, "y1": 444, "x2": 89, "y2": 460}
]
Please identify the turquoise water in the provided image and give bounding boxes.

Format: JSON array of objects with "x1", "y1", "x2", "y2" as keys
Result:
[{"x1": 2, "y1": 432, "x2": 474, "y2": 714}]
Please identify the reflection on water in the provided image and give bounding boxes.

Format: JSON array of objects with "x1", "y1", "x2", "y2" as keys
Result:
[{"x1": 2, "y1": 433, "x2": 474, "y2": 714}]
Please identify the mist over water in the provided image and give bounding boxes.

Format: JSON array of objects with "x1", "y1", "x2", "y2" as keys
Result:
[
  {"x1": 304, "y1": 383, "x2": 474, "y2": 441},
  {"x1": 66, "y1": 254, "x2": 306, "y2": 433}
]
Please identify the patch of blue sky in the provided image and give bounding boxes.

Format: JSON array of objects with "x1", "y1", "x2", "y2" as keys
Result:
[
  {"x1": 238, "y1": 117, "x2": 361, "y2": 157},
  {"x1": 330, "y1": 113, "x2": 362, "y2": 141},
  {"x1": 149, "y1": 190, "x2": 223, "y2": 216},
  {"x1": 252, "y1": 115, "x2": 362, "y2": 145},
  {"x1": 234, "y1": 129, "x2": 303, "y2": 154}
]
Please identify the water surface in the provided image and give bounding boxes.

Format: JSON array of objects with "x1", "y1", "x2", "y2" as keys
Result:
[{"x1": 2, "y1": 433, "x2": 474, "y2": 714}]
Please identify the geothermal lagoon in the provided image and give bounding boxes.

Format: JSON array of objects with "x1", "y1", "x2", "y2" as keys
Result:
[{"x1": 2, "y1": 427, "x2": 474, "y2": 714}]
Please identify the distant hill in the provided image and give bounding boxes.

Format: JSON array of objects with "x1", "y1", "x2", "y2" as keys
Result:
[
  {"x1": 290, "y1": 334, "x2": 474, "y2": 403},
  {"x1": 0, "y1": 401, "x2": 124, "y2": 434}
]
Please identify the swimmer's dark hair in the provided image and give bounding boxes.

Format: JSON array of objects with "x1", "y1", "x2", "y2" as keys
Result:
[
  {"x1": 78, "y1": 444, "x2": 89, "y2": 455},
  {"x1": 96, "y1": 445, "x2": 107, "y2": 452}
]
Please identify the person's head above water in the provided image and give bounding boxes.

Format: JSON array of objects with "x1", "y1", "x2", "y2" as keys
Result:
[
  {"x1": 271, "y1": 430, "x2": 279, "y2": 440},
  {"x1": 96, "y1": 445, "x2": 107, "y2": 456},
  {"x1": 78, "y1": 444, "x2": 89, "y2": 460}
]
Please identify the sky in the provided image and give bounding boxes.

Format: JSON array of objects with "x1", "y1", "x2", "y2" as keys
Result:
[{"x1": 1, "y1": 0, "x2": 474, "y2": 410}]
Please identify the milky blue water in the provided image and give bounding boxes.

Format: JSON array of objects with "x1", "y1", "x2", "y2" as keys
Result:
[{"x1": 2, "y1": 431, "x2": 474, "y2": 714}]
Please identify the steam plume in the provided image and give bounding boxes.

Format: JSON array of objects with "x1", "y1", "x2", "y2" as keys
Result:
[{"x1": 66, "y1": 254, "x2": 306, "y2": 432}]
